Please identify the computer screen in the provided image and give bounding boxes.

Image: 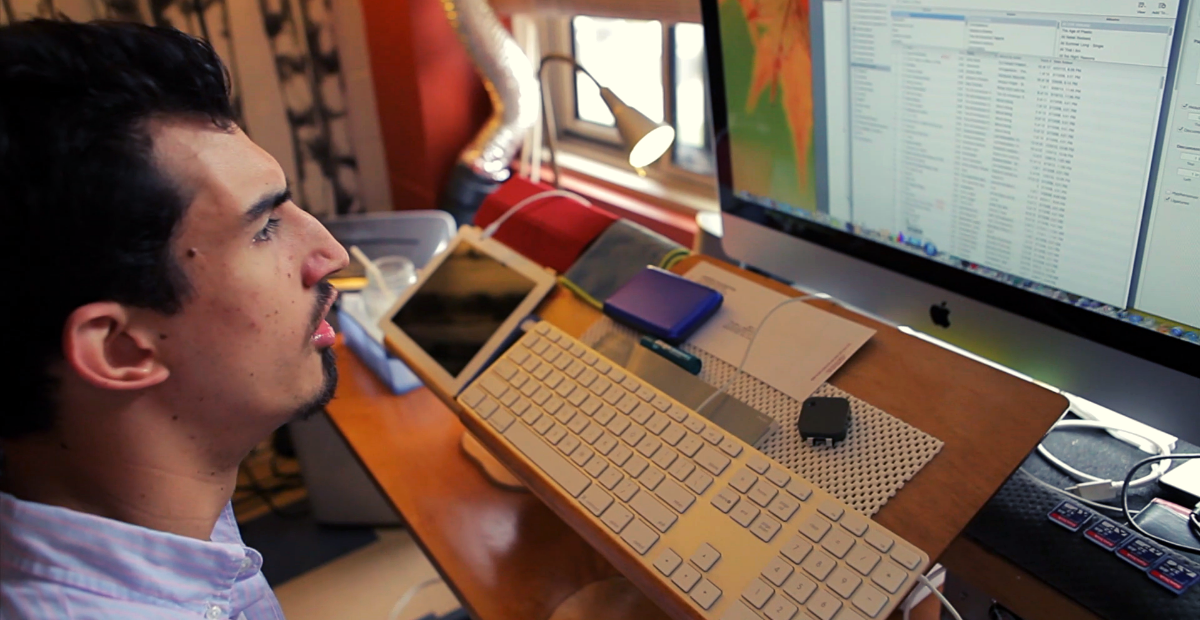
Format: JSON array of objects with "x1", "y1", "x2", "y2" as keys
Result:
[
  {"x1": 707, "y1": 0, "x2": 1197, "y2": 363},
  {"x1": 390, "y1": 243, "x2": 536, "y2": 377}
]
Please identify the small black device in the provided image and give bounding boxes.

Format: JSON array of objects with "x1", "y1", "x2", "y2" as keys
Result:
[{"x1": 797, "y1": 397, "x2": 850, "y2": 446}]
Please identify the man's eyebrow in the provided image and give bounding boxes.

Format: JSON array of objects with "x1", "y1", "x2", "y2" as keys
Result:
[{"x1": 243, "y1": 188, "x2": 291, "y2": 224}]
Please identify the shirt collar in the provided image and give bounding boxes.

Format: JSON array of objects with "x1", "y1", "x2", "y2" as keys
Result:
[{"x1": 0, "y1": 491, "x2": 265, "y2": 611}]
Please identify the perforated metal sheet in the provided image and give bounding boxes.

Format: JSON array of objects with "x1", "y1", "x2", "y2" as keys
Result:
[{"x1": 581, "y1": 317, "x2": 943, "y2": 516}]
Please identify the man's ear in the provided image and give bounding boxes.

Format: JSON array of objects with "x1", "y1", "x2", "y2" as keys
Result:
[{"x1": 62, "y1": 302, "x2": 170, "y2": 391}]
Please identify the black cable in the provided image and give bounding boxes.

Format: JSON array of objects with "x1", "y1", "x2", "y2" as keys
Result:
[{"x1": 1121, "y1": 453, "x2": 1200, "y2": 554}]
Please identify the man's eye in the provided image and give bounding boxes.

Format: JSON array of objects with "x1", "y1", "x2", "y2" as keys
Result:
[{"x1": 253, "y1": 217, "x2": 281, "y2": 243}]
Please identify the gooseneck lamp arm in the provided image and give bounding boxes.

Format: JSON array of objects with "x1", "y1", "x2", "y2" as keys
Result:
[{"x1": 539, "y1": 55, "x2": 601, "y2": 187}]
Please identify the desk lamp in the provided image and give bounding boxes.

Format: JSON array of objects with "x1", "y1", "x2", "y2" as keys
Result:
[{"x1": 539, "y1": 54, "x2": 676, "y2": 185}]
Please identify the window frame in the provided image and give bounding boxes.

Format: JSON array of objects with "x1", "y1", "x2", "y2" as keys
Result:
[{"x1": 535, "y1": 14, "x2": 719, "y2": 212}]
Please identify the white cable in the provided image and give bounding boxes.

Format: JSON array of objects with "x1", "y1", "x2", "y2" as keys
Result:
[
  {"x1": 1016, "y1": 468, "x2": 1140, "y2": 517},
  {"x1": 916, "y1": 573, "x2": 964, "y2": 620},
  {"x1": 385, "y1": 576, "x2": 445, "y2": 620},
  {"x1": 901, "y1": 564, "x2": 946, "y2": 620},
  {"x1": 1037, "y1": 420, "x2": 1172, "y2": 495},
  {"x1": 694, "y1": 294, "x2": 826, "y2": 414},
  {"x1": 480, "y1": 189, "x2": 592, "y2": 240}
]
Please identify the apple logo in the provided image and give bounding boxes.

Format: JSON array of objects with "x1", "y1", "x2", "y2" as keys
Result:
[{"x1": 930, "y1": 302, "x2": 951, "y2": 328}]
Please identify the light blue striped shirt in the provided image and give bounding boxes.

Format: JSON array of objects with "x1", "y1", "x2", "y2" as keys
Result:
[{"x1": 0, "y1": 491, "x2": 285, "y2": 619}]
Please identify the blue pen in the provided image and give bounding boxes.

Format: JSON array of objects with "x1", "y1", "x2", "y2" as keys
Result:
[{"x1": 639, "y1": 336, "x2": 703, "y2": 375}]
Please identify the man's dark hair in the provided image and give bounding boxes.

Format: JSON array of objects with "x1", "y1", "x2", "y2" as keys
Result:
[{"x1": 0, "y1": 20, "x2": 235, "y2": 439}]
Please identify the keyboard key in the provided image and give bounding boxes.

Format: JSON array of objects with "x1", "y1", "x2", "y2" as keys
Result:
[
  {"x1": 567, "y1": 389, "x2": 588, "y2": 407},
  {"x1": 567, "y1": 415, "x2": 589, "y2": 435},
  {"x1": 638, "y1": 466, "x2": 665, "y2": 491},
  {"x1": 765, "y1": 466, "x2": 791, "y2": 487},
  {"x1": 646, "y1": 412, "x2": 670, "y2": 435},
  {"x1": 565, "y1": 359, "x2": 586, "y2": 378},
  {"x1": 594, "y1": 406, "x2": 617, "y2": 425},
  {"x1": 661, "y1": 423, "x2": 685, "y2": 446},
  {"x1": 781, "y1": 535, "x2": 814, "y2": 564},
  {"x1": 509, "y1": 347, "x2": 531, "y2": 365},
  {"x1": 486, "y1": 410, "x2": 514, "y2": 432},
  {"x1": 494, "y1": 360, "x2": 518, "y2": 380},
  {"x1": 619, "y1": 519, "x2": 658, "y2": 555},
  {"x1": 602, "y1": 388, "x2": 624, "y2": 406},
  {"x1": 555, "y1": 381, "x2": 575, "y2": 398},
  {"x1": 508, "y1": 372, "x2": 529, "y2": 389},
  {"x1": 569, "y1": 342, "x2": 587, "y2": 357},
  {"x1": 614, "y1": 479, "x2": 640, "y2": 502},
  {"x1": 667, "y1": 404, "x2": 690, "y2": 422},
  {"x1": 544, "y1": 424, "x2": 567, "y2": 445},
  {"x1": 476, "y1": 398, "x2": 499, "y2": 419},
  {"x1": 690, "y1": 579, "x2": 722, "y2": 610},
  {"x1": 801, "y1": 514, "x2": 833, "y2": 542},
  {"x1": 840, "y1": 513, "x2": 869, "y2": 537},
  {"x1": 731, "y1": 467, "x2": 758, "y2": 493},
  {"x1": 719, "y1": 437, "x2": 743, "y2": 457},
  {"x1": 583, "y1": 351, "x2": 599, "y2": 365},
  {"x1": 545, "y1": 371, "x2": 564, "y2": 388},
  {"x1": 764, "y1": 593, "x2": 799, "y2": 620},
  {"x1": 701, "y1": 426, "x2": 723, "y2": 445},
  {"x1": 616, "y1": 393, "x2": 640, "y2": 414},
  {"x1": 557, "y1": 435, "x2": 580, "y2": 455},
  {"x1": 731, "y1": 498, "x2": 760, "y2": 527},
  {"x1": 677, "y1": 433, "x2": 704, "y2": 457},
  {"x1": 629, "y1": 490, "x2": 677, "y2": 532},
  {"x1": 671, "y1": 564, "x2": 701, "y2": 592},
  {"x1": 741, "y1": 578, "x2": 774, "y2": 608},
  {"x1": 607, "y1": 415, "x2": 631, "y2": 435},
  {"x1": 461, "y1": 386, "x2": 486, "y2": 408},
  {"x1": 553, "y1": 356, "x2": 572, "y2": 371},
  {"x1": 749, "y1": 479, "x2": 780, "y2": 507},
  {"x1": 597, "y1": 465, "x2": 623, "y2": 488},
  {"x1": 683, "y1": 416, "x2": 706, "y2": 434},
  {"x1": 750, "y1": 514, "x2": 782, "y2": 542},
  {"x1": 637, "y1": 385, "x2": 657, "y2": 402},
  {"x1": 579, "y1": 484, "x2": 613, "y2": 516},
  {"x1": 530, "y1": 339, "x2": 550, "y2": 355},
  {"x1": 746, "y1": 454, "x2": 770, "y2": 473},
  {"x1": 511, "y1": 398, "x2": 531, "y2": 416},
  {"x1": 595, "y1": 359, "x2": 612, "y2": 373},
  {"x1": 652, "y1": 395, "x2": 672, "y2": 411},
  {"x1": 667, "y1": 458, "x2": 695, "y2": 481},
  {"x1": 781, "y1": 572, "x2": 817, "y2": 604},
  {"x1": 695, "y1": 445, "x2": 731, "y2": 475},
  {"x1": 870, "y1": 562, "x2": 907, "y2": 594},
  {"x1": 712, "y1": 487, "x2": 739, "y2": 513},
  {"x1": 480, "y1": 373, "x2": 508, "y2": 397},
  {"x1": 806, "y1": 589, "x2": 842, "y2": 620},
  {"x1": 631, "y1": 403, "x2": 655, "y2": 424},
  {"x1": 532, "y1": 417, "x2": 553, "y2": 435},
  {"x1": 544, "y1": 330, "x2": 561, "y2": 343},
  {"x1": 802, "y1": 550, "x2": 836, "y2": 580},
  {"x1": 577, "y1": 368, "x2": 598, "y2": 388},
  {"x1": 762, "y1": 556, "x2": 794, "y2": 586},
  {"x1": 623, "y1": 455, "x2": 648, "y2": 477},
  {"x1": 690, "y1": 543, "x2": 721, "y2": 571},
  {"x1": 827, "y1": 566, "x2": 862, "y2": 599},
  {"x1": 864, "y1": 528, "x2": 893, "y2": 553},
  {"x1": 520, "y1": 407, "x2": 541, "y2": 425},
  {"x1": 621, "y1": 376, "x2": 641, "y2": 392},
  {"x1": 653, "y1": 549, "x2": 683, "y2": 576},
  {"x1": 583, "y1": 455, "x2": 607, "y2": 477},
  {"x1": 531, "y1": 386, "x2": 552, "y2": 405},
  {"x1": 786, "y1": 479, "x2": 813, "y2": 501},
  {"x1": 620, "y1": 425, "x2": 646, "y2": 446},
  {"x1": 520, "y1": 381, "x2": 539, "y2": 397},
  {"x1": 851, "y1": 585, "x2": 888, "y2": 618},
  {"x1": 579, "y1": 395, "x2": 601, "y2": 415},
  {"x1": 609, "y1": 444, "x2": 632, "y2": 467},
  {"x1": 824, "y1": 529, "x2": 855, "y2": 559},
  {"x1": 545, "y1": 396, "x2": 565, "y2": 416},
  {"x1": 499, "y1": 389, "x2": 519, "y2": 407},
  {"x1": 590, "y1": 377, "x2": 612, "y2": 397},
  {"x1": 846, "y1": 546, "x2": 881, "y2": 576},
  {"x1": 768, "y1": 495, "x2": 801, "y2": 522},
  {"x1": 818, "y1": 501, "x2": 845, "y2": 522},
  {"x1": 685, "y1": 470, "x2": 714, "y2": 494},
  {"x1": 890, "y1": 546, "x2": 921, "y2": 571},
  {"x1": 521, "y1": 356, "x2": 540, "y2": 373},
  {"x1": 651, "y1": 446, "x2": 677, "y2": 469},
  {"x1": 635, "y1": 435, "x2": 661, "y2": 458},
  {"x1": 502, "y1": 423, "x2": 588, "y2": 497},
  {"x1": 655, "y1": 479, "x2": 695, "y2": 513},
  {"x1": 580, "y1": 422, "x2": 603, "y2": 445}
]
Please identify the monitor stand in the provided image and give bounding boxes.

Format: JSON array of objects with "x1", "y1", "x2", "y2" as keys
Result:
[{"x1": 461, "y1": 431, "x2": 527, "y2": 491}]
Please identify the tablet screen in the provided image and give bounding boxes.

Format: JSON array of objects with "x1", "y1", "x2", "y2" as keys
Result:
[{"x1": 391, "y1": 241, "x2": 537, "y2": 377}]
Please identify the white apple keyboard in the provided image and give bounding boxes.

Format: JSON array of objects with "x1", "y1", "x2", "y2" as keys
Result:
[{"x1": 458, "y1": 321, "x2": 930, "y2": 620}]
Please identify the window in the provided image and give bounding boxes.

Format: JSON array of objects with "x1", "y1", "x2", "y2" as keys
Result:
[{"x1": 537, "y1": 14, "x2": 717, "y2": 205}]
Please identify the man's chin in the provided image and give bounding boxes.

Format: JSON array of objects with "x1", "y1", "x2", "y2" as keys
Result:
[{"x1": 291, "y1": 346, "x2": 339, "y2": 422}]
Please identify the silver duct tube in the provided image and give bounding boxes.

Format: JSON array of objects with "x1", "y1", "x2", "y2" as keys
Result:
[{"x1": 444, "y1": 0, "x2": 540, "y2": 181}]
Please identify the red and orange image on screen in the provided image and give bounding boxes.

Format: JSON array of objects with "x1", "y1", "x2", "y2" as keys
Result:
[{"x1": 720, "y1": 0, "x2": 817, "y2": 212}]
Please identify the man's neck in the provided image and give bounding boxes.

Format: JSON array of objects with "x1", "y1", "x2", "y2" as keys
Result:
[{"x1": 0, "y1": 426, "x2": 243, "y2": 540}]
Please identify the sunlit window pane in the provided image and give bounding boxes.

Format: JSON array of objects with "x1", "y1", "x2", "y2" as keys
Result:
[
  {"x1": 572, "y1": 16, "x2": 664, "y2": 127},
  {"x1": 672, "y1": 23, "x2": 714, "y2": 175}
]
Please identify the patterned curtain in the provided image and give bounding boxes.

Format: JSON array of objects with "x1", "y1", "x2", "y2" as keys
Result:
[{"x1": 3, "y1": 0, "x2": 366, "y2": 217}]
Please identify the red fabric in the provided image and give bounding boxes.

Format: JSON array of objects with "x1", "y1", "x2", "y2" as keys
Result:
[{"x1": 474, "y1": 177, "x2": 618, "y2": 274}]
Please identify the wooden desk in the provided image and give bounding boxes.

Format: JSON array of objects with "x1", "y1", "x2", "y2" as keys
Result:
[{"x1": 325, "y1": 255, "x2": 1070, "y2": 620}]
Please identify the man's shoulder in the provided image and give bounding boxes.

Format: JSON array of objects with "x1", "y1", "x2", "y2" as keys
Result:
[{"x1": 0, "y1": 570, "x2": 196, "y2": 620}]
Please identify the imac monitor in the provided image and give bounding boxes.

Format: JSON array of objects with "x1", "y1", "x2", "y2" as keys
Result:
[{"x1": 701, "y1": 0, "x2": 1200, "y2": 443}]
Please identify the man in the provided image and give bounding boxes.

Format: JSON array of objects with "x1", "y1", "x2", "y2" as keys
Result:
[{"x1": 1, "y1": 19, "x2": 349, "y2": 619}]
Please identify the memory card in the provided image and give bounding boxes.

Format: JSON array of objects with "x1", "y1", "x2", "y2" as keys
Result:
[
  {"x1": 1047, "y1": 500, "x2": 1094, "y2": 532},
  {"x1": 1083, "y1": 519, "x2": 1134, "y2": 551},
  {"x1": 1115, "y1": 537, "x2": 1168, "y2": 571},
  {"x1": 1148, "y1": 555, "x2": 1200, "y2": 595}
]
